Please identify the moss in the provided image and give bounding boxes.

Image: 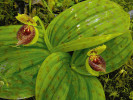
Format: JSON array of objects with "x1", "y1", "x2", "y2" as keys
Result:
[
  {"x1": 99, "y1": 59, "x2": 133, "y2": 100},
  {"x1": 0, "y1": 0, "x2": 18, "y2": 26}
]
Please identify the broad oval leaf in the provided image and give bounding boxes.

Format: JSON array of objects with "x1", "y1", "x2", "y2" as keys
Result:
[
  {"x1": 52, "y1": 33, "x2": 123, "y2": 52},
  {"x1": 36, "y1": 52, "x2": 105, "y2": 100},
  {"x1": 36, "y1": 52, "x2": 71, "y2": 100},
  {"x1": 45, "y1": 0, "x2": 132, "y2": 75},
  {"x1": 0, "y1": 25, "x2": 50, "y2": 99},
  {"x1": 71, "y1": 31, "x2": 133, "y2": 76},
  {"x1": 46, "y1": 0, "x2": 130, "y2": 51},
  {"x1": 67, "y1": 70, "x2": 105, "y2": 100}
]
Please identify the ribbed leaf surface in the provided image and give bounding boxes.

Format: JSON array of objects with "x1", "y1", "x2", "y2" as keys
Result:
[
  {"x1": 52, "y1": 33, "x2": 123, "y2": 52},
  {"x1": 36, "y1": 52, "x2": 71, "y2": 100},
  {"x1": 46, "y1": 0, "x2": 130, "y2": 48},
  {"x1": 45, "y1": 0, "x2": 132, "y2": 75},
  {"x1": 67, "y1": 71, "x2": 105, "y2": 100},
  {"x1": 0, "y1": 25, "x2": 50, "y2": 99},
  {"x1": 36, "y1": 52, "x2": 105, "y2": 100},
  {"x1": 71, "y1": 31, "x2": 133, "y2": 75}
]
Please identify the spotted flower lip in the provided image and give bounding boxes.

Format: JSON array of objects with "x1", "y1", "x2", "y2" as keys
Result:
[
  {"x1": 86, "y1": 45, "x2": 107, "y2": 76},
  {"x1": 16, "y1": 13, "x2": 39, "y2": 46},
  {"x1": 89, "y1": 55, "x2": 106, "y2": 72},
  {"x1": 17, "y1": 24, "x2": 35, "y2": 46}
]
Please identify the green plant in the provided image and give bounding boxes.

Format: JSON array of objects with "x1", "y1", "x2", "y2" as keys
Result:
[{"x1": 0, "y1": 0, "x2": 132, "y2": 100}]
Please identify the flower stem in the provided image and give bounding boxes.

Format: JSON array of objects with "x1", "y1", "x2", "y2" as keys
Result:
[
  {"x1": 41, "y1": 0, "x2": 54, "y2": 15},
  {"x1": 33, "y1": 16, "x2": 53, "y2": 51},
  {"x1": 29, "y1": 0, "x2": 32, "y2": 13}
]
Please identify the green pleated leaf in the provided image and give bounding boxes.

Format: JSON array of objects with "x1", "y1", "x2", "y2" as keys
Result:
[
  {"x1": 46, "y1": 0, "x2": 130, "y2": 50},
  {"x1": 52, "y1": 33, "x2": 123, "y2": 52},
  {"x1": 36, "y1": 52, "x2": 71, "y2": 100},
  {"x1": 67, "y1": 71, "x2": 105, "y2": 100},
  {"x1": 0, "y1": 25, "x2": 50, "y2": 99},
  {"x1": 71, "y1": 31, "x2": 133, "y2": 76},
  {"x1": 45, "y1": 0, "x2": 132, "y2": 75},
  {"x1": 36, "y1": 52, "x2": 105, "y2": 100}
]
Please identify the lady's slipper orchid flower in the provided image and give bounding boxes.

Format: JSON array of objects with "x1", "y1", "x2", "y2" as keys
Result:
[
  {"x1": 86, "y1": 45, "x2": 106, "y2": 76},
  {"x1": 16, "y1": 13, "x2": 39, "y2": 46}
]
